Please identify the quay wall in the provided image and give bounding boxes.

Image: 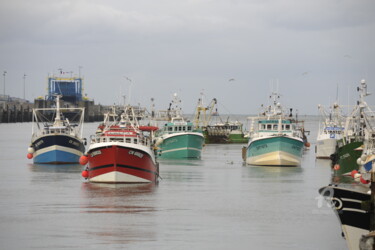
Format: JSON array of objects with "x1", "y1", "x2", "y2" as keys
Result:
[
  {"x1": 0, "y1": 102, "x2": 33, "y2": 123},
  {"x1": 0, "y1": 99, "x2": 106, "y2": 123}
]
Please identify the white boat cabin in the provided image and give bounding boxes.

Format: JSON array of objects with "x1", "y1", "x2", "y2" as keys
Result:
[{"x1": 163, "y1": 121, "x2": 194, "y2": 134}]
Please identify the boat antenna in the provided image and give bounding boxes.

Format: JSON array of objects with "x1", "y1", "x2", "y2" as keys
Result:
[{"x1": 124, "y1": 76, "x2": 132, "y2": 105}]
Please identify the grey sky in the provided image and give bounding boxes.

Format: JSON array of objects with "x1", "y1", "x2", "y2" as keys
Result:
[{"x1": 1, "y1": 0, "x2": 374, "y2": 114}]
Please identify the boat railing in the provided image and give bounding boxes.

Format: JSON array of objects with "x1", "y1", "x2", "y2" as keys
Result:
[
  {"x1": 32, "y1": 125, "x2": 78, "y2": 139},
  {"x1": 90, "y1": 134, "x2": 151, "y2": 147}
]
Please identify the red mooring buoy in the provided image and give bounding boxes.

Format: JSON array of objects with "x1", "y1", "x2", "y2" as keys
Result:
[
  {"x1": 360, "y1": 176, "x2": 370, "y2": 184},
  {"x1": 81, "y1": 170, "x2": 89, "y2": 179},
  {"x1": 350, "y1": 170, "x2": 358, "y2": 178},
  {"x1": 333, "y1": 164, "x2": 340, "y2": 171},
  {"x1": 79, "y1": 155, "x2": 89, "y2": 165},
  {"x1": 27, "y1": 153, "x2": 33, "y2": 159}
]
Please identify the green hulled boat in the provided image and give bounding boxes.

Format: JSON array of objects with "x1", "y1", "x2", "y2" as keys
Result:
[
  {"x1": 331, "y1": 140, "x2": 363, "y2": 175},
  {"x1": 245, "y1": 92, "x2": 305, "y2": 166},
  {"x1": 204, "y1": 121, "x2": 248, "y2": 144},
  {"x1": 154, "y1": 94, "x2": 204, "y2": 159},
  {"x1": 331, "y1": 79, "x2": 372, "y2": 175},
  {"x1": 193, "y1": 93, "x2": 248, "y2": 144}
]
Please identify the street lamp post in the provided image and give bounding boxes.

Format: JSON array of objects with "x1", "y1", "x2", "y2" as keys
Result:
[
  {"x1": 23, "y1": 74, "x2": 27, "y2": 100},
  {"x1": 3, "y1": 70, "x2": 7, "y2": 96}
]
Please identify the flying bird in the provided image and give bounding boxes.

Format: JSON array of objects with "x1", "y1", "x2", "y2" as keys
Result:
[{"x1": 228, "y1": 78, "x2": 235, "y2": 82}]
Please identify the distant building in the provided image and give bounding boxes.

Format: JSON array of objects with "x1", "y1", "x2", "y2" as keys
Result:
[
  {"x1": 33, "y1": 74, "x2": 104, "y2": 122},
  {"x1": 47, "y1": 76, "x2": 83, "y2": 103}
]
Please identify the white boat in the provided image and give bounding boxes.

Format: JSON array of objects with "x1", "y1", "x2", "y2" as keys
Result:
[
  {"x1": 316, "y1": 102, "x2": 345, "y2": 159},
  {"x1": 27, "y1": 95, "x2": 85, "y2": 164}
]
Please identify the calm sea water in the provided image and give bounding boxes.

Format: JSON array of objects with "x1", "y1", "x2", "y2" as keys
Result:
[{"x1": 0, "y1": 116, "x2": 347, "y2": 250}]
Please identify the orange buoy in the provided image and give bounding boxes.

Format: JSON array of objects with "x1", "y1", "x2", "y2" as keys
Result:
[
  {"x1": 79, "y1": 155, "x2": 88, "y2": 165},
  {"x1": 333, "y1": 164, "x2": 340, "y2": 171},
  {"x1": 350, "y1": 170, "x2": 358, "y2": 178},
  {"x1": 81, "y1": 170, "x2": 89, "y2": 179},
  {"x1": 27, "y1": 153, "x2": 33, "y2": 159},
  {"x1": 360, "y1": 176, "x2": 370, "y2": 184},
  {"x1": 304, "y1": 142, "x2": 311, "y2": 147}
]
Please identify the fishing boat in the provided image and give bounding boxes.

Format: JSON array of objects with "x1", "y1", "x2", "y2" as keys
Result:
[
  {"x1": 154, "y1": 93, "x2": 204, "y2": 159},
  {"x1": 331, "y1": 79, "x2": 373, "y2": 176},
  {"x1": 80, "y1": 106, "x2": 159, "y2": 183},
  {"x1": 319, "y1": 185, "x2": 371, "y2": 250},
  {"x1": 204, "y1": 120, "x2": 248, "y2": 143},
  {"x1": 193, "y1": 92, "x2": 247, "y2": 143},
  {"x1": 320, "y1": 108, "x2": 375, "y2": 250},
  {"x1": 244, "y1": 92, "x2": 305, "y2": 166},
  {"x1": 27, "y1": 95, "x2": 85, "y2": 164},
  {"x1": 316, "y1": 103, "x2": 345, "y2": 159}
]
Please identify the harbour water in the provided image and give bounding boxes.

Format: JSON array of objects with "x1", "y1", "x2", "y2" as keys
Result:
[{"x1": 0, "y1": 116, "x2": 348, "y2": 249}]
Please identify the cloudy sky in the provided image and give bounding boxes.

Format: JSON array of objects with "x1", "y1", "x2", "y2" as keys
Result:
[{"x1": 0, "y1": 0, "x2": 374, "y2": 114}]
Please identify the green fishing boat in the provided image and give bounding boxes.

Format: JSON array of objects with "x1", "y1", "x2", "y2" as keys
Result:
[
  {"x1": 154, "y1": 94, "x2": 204, "y2": 159},
  {"x1": 204, "y1": 121, "x2": 248, "y2": 144},
  {"x1": 193, "y1": 93, "x2": 248, "y2": 144},
  {"x1": 245, "y1": 92, "x2": 305, "y2": 166},
  {"x1": 331, "y1": 79, "x2": 371, "y2": 175},
  {"x1": 332, "y1": 140, "x2": 363, "y2": 175}
]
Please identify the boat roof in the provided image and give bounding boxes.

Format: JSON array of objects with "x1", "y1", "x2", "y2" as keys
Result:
[
  {"x1": 258, "y1": 119, "x2": 292, "y2": 124},
  {"x1": 165, "y1": 121, "x2": 193, "y2": 126}
]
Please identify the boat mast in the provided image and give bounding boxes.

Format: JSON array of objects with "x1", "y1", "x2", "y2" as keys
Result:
[{"x1": 53, "y1": 95, "x2": 63, "y2": 127}]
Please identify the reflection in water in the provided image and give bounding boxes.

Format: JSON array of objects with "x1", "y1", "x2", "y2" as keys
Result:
[
  {"x1": 242, "y1": 164, "x2": 304, "y2": 180},
  {"x1": 29, "y1": 163, "x2": 83, "y2": 173},
  {"x1": 157, "y1": 158, "x2": 202, "y2": 166},
  {"x1": 80, "y1": 182, "x2": 158, "y2": 245},
  {"x1": 81, "y1": 182, "x2": 157, "y2": 213},
  {"x1": 315, "y1": 159, "x2": 331, "y2": 168}
]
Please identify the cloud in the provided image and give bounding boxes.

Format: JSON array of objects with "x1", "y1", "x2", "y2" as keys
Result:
[{"x1": 0, "y1": 0, "x2": 374, "y2": 114}]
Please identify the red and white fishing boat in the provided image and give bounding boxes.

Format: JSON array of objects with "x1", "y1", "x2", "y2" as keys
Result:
[{"x1": 80, "y1": 106, "x2": 159, "y2": 183}]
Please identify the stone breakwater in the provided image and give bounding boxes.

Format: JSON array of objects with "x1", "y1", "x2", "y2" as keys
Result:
[{"x1": 0, "y1": 101, "x2": 33, "y2": 123}]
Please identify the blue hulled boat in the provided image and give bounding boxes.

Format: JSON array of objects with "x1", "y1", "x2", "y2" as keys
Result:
[{"x1": 27, "y1": 95, "x2": 85, "y2": 164}]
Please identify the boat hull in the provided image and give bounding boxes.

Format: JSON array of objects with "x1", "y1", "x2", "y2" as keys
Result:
[
  {"x1": 319, "y1": 185, "x2": 370, "y2": 250},
  {"x1": 32, "y1": 134, "x2": 85, "y2": 164},
  {"x1": 228, "y1": 132, "x2": 248, "y2": 143},
  {"x1": 86, "y1": 143, "x2": 158, "y2": 183},
  {"x1": 204, "y1": 130, "x2": 247, "y2": 144},
  {"x1": 316, "y1": 138, "x2": 337, "y2": 159},
  {"x1": 157, "y1": 132, "x2": 204, "y2": 159},
  {"x1": 246, "y1": 136, "x2": 304, "y2": 166},
  {"x1": 332, "y1": 141, "x2": 363, "y2": 175}
]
